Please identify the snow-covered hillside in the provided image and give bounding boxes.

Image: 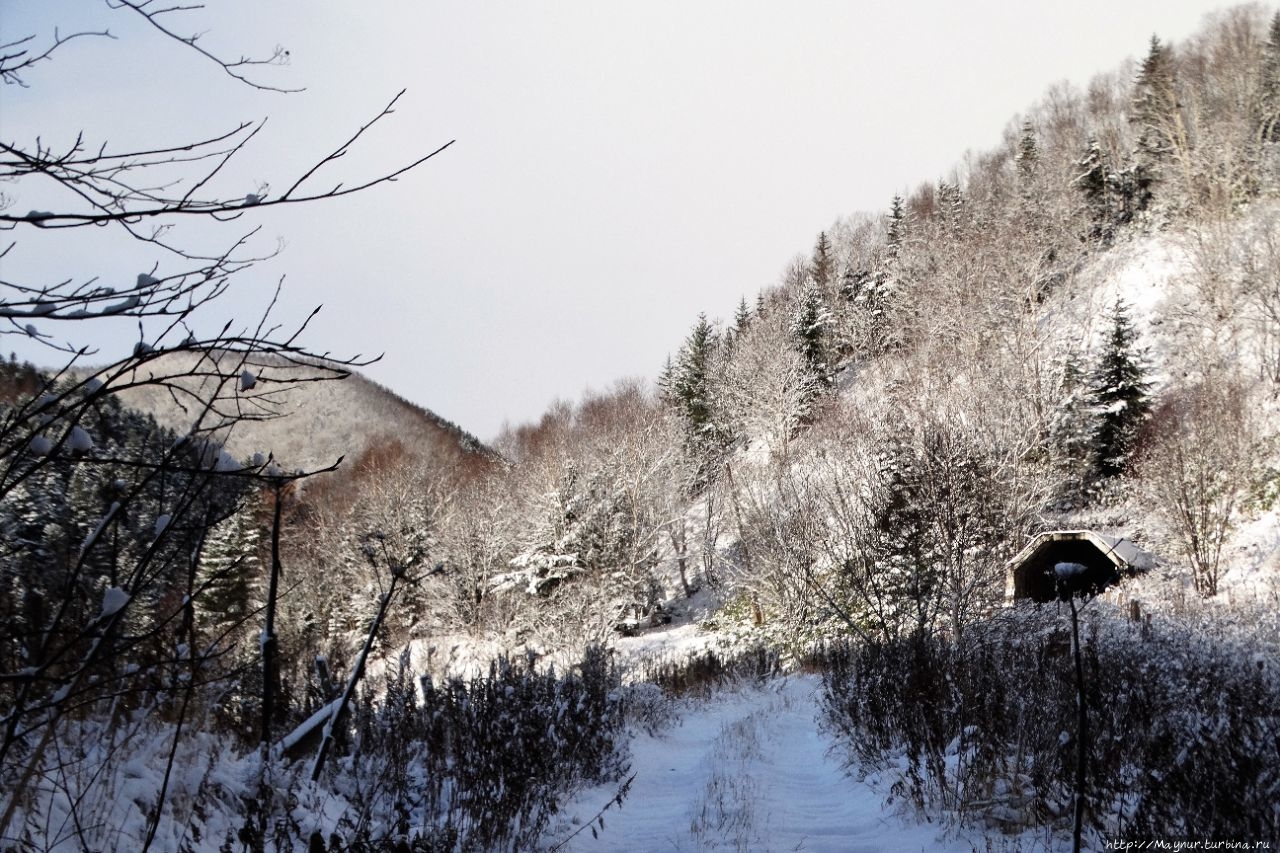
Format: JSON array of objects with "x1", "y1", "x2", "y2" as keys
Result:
[
  {"x1": 94, "y1": 351, "x2": 491, "y2": 472},
  {"x1": 7, "y1": 7, "x2": 1280, "y2": 851}
]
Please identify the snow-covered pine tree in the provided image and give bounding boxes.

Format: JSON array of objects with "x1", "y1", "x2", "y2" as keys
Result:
[
  {"x1": 810, "y1": 231, "x2": 835, "y2": 289},
  {"x1": 1089, "y1": 299, "x2": 1152, "y2": 480},
  {"x1": 733, "y1": 296, "x2": 753, "y2": 337},
  {"x1": 1049, "y1": 346, "x2": 1098, "y2": 501},
  {"x1": 1130, "y1": 35, "x2": 1184, "y2": 212},
  {"x1": 862, "y1": 195, "x2": 910, "y2": 352},
  {"x1": 840, "y1": 267, "x2": 873, "y2": 305},
  {"x1": 670, "y1": 314, "x2": 725, "y2": 451},
  {"x1": 1076, "y1": 136, "x2": 1116, "y2": 243},
  {"x1": 656, "y1": 354, "x2": 677, "y2": 406},
  {"x1": 1016, "y1": 120, "x2": 1040, "y2": 182},
  {"x1": 1259, "y1": 12, "x2": 1280, "y2": 146},
  {"x1": 790, "y1": 280, "x2": 834, "y2": 392},
  {"x1": 1133, "y1": 36, "x2": 1178, "y2": 155},
  {"x1": 885, "y1": 194, "x2": 908, "y2": 264},
  {"x1": 870, "y1": 435, "x2": 939, "y2": 638},
  {"x1": 723, "y1": 296, "x2": 753, "y2": 354},
  {"x1": 196, "y1": 487, "x2": 262, "y2": 650},
  {"x1": 936, "y1": 180, "x2": 965, "y2": 234}
]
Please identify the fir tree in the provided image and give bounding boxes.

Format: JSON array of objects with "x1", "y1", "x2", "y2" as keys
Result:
[
  {"x1": 1130, "y1": 34, "x2": 1182, "y2": 210},
  {"x1": 936, "y1": 180, "x2": 964, "y2": 233},
  {"x1": 724, "y1": 295, "x2": 754, "y2": 352},
  {"x1": 1089, "y1": 299, "x2": 1152, "y2": 480},
  {"x1": 671, "y1": 314, "x2": 723, "y2": 447},
  {"x1": 885, "y1": 194, "x2": 907, "y2": 263},
  {"x1": 840, "y1": 267, "x2": 873, "y2": 304},
  {"x1": 866, "y1": 195, "x2": 910, "y2": 353},
  {"x1": 871, "y1": 436, "x2": 938, "y2": 638},
  {"x1": 1259, "y1": 12, "x2": 1280, "y2": 145},
  {"x1": 1049, "y1": 346, "x2": 1097, "y2": 500},
  {"x1": 1076, "y1": 136, "x2": 1114, "y2": 241},
  {"x1": 732, "y1": 296, "x2": 753, "y2": 336},
  {"x1": 810, "y1": 231, "x2": 834, "y2": 288},
  {"x1": 790, "y1": 280, "x2": 834, "y2": 390},
  {"x1": 197, "y1": 489, "x2": 262, "y2": 648},
  {"x1": 1133, "y1": 36, "x2": 1177, "y2": 154},
  {"x1": 656, "y1": 354, "x2": 676, "y2": 405},
  {"x1": 1016, "y1": 120, "x2": 1040, "y2": 181}
]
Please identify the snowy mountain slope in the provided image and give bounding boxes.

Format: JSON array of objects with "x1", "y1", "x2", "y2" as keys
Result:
[
  {"x1": 1031, "y1": 202, "x2": 1280, "y2": 390},
  {"x1": 814, "y1": 206, "x2": 1280, "y2": 604},
  {"x1": 89, "y1": 350, "x2": 491, "y2": 472},
  {"x1": 1034, "y1": 208, "x2": 1280, "y2": 599}
]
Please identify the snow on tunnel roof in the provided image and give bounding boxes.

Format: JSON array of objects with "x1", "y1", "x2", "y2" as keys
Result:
[{"x1": 1007, "y1": 529, "x2": 1155, "y2": 572}]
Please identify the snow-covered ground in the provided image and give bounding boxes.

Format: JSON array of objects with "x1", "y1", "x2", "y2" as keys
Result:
[{"x1": 548, "y1": 676, "x2": 1029, "y2": 853}]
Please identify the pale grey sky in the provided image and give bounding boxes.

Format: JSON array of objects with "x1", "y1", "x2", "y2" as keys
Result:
[{"x1": 2, "y1": 1, "x2": 1240, "y2": 439}]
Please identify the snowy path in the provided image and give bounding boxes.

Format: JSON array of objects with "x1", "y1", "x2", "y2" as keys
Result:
[{"x1": 549, "y1": 676, "x2": 970, "y2": 853}]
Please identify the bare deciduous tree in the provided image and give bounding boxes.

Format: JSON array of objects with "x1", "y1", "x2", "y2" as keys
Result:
[
  {"x1": 1139, "y1": 379, "x2": 1266, "y2": 597},
  {"x1": 719, "y1": 309, "x2": 817, "y2": 467},
  {"x1": 1240, "y1": 207, "x2": 1280, "y2": 383}
]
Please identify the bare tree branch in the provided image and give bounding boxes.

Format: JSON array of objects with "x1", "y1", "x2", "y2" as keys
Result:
[{"x1": 106, "y1": 0, "x2": 301, "y2": 93}]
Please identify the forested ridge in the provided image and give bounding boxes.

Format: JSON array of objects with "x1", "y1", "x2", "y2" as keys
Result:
[{"x1": 3, "y1": 5, "x2": 1280, "y2": 850}]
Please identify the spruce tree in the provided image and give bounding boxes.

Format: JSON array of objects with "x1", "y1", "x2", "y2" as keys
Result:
[
  {"x1": 1089, "y1": 299, "x2": 1152, "y2": 480},
  {"x1": 810, "y1": 231, "x2": 834, "y2": 289},
  {"x1": 732, "y1": 296, "x2": 753, "y2": 337},
  {"x1": 1049, "y1": 346, "x2": 1097, "y2": 500},
  {"x1": 936, "y1": 180, "x2": 964, "y2": 233},
  {"x1": 656, "y1": 354, "x2": 676, "y2": 405},
  {"x1": 197, "y1": 492, "x2": 261, "y2": 648},
  {"x1": 840, "y1": 267, "x2": 873, "y2": 304},
  {"x1": 1076, "y1": 136, "x2": 1114, "y2": 241},
  {"x1": 1016, "y1": 120, "x2": 1040, "y2": 181},
  {"x1": 671, "y1": 314, "x2": 721, "y2": 446},
  {"x1": 871, "y1": 436, "x2": 937, "y2": 637},
  {"x1": 1130, "y1": 34, "x2": 1181, "y2": 210},
  {"x1": 885, "y1": 194, "x2": 907, "y2": 263},
  {"x1": 790, "y1": 280, "x2": 834, "y2": 390},
  {"x1": 724, "y1": 296, "x2": 755, "y2": 354},
  {"x1": 1259, "y1": 12, "x2": 1280, "y2": 145},
  {"x1": 1133, "y1": 36, "x2": 1177, "y2": 154},
  {"x1": 867, "y1": 195, "x2": 909, "y2": 352}
]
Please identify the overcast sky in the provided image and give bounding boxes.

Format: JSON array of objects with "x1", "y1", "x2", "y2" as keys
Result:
[{"x1": 3, "y1": 1, "x2": 1237, "y2": 440}]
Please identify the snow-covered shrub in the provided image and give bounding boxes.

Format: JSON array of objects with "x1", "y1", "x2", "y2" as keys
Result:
[
  {"x1": 820, "y1": 605, "x2": 1280, "y2": 841},
  {"x1": 315, "y1": 645, "x2": 629, "y2": 852},
  {"x1": 616, "y1": 681, "x2": 677, "y2": 736},
  {"x1": 635, "y1": 644, "x2": 783, "y2": 698}
]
